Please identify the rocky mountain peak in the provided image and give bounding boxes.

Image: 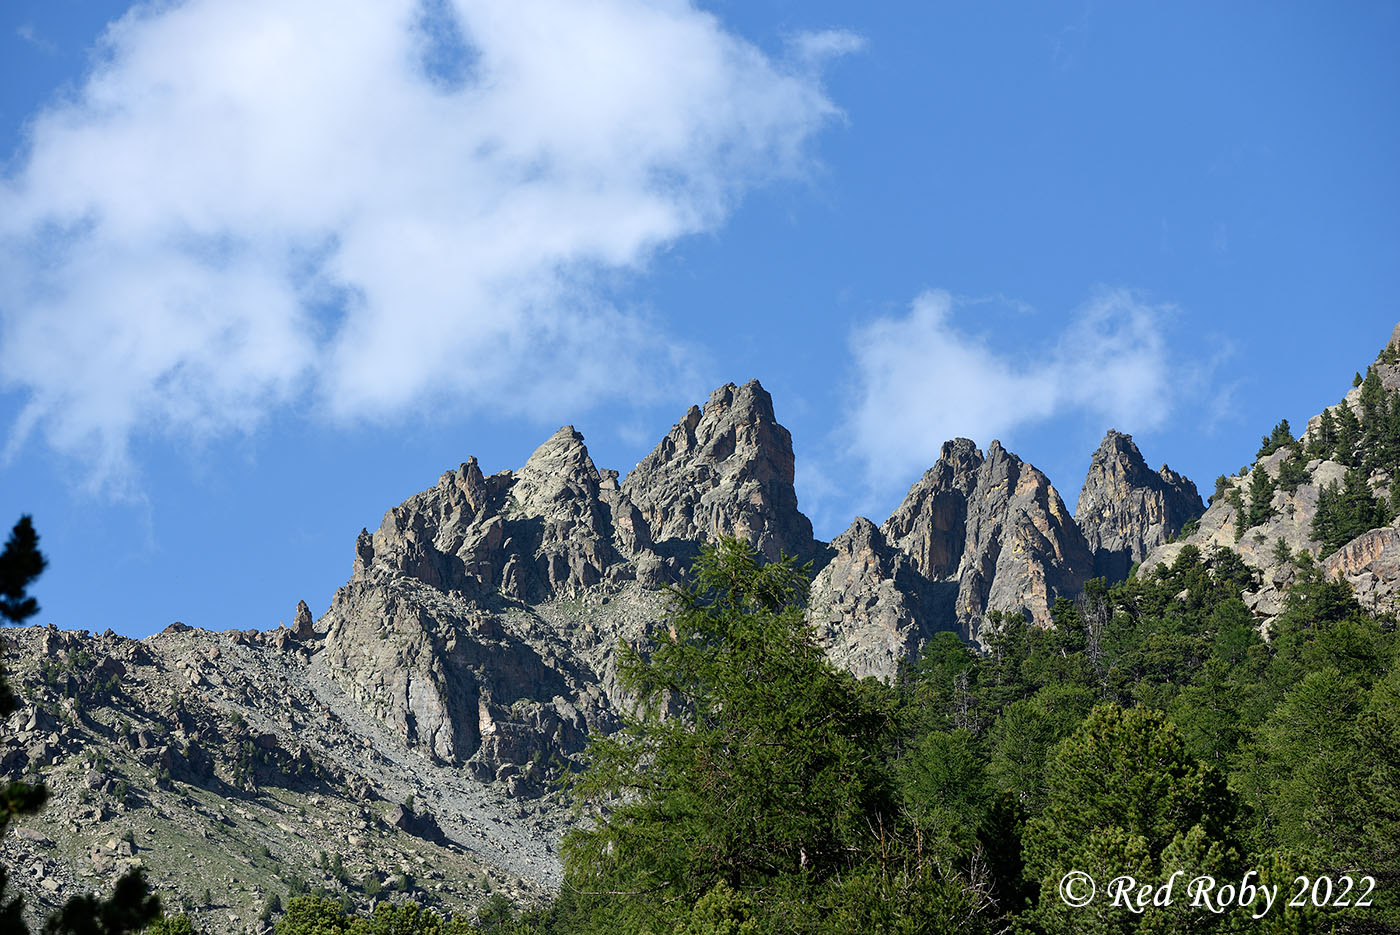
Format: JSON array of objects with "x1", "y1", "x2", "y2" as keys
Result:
[
  {"x1": 513, "y1": 426, "x2": 604, "y2": 513},
  {"x1": 1076, "y1": 429, "x2": 1204, "y2": 583},
  {"x1": 519, "y1": 426, "x2": 593, "y2": 479},
  {"x1": 875, "y1": 438, "x2": 1091, "y2": 641},
  {"x1": 621, "y1": 378, "x2": 815, "y2": 562},
  {"x1": 935, "y1": 437, "x2": 984, "y2": 482}
]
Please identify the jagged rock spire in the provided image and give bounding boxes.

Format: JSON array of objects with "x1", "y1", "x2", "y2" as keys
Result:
[
  {"x1": 812, "y1": 437, "x2": 1093, "y2": 677},
  {"x1": 1076, "y1": 430, "x2": 1204, "y2": 582},
  {"x1": 621, "y1": 379, "x2": 815, "y2": 562}
]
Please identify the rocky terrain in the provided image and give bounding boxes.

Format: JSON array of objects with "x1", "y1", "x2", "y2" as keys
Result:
[
  {"x1": 0, "y1": 623, "x2": 555, "y2": 933},
  {"x1": 809, "y1": 438, "x2": 1099, "y2": 676},
  {"x1": 1140, "y1": 324, "x2": 1400, "y2": 623},
  {"x1": 14, "y1": 325, "x2": 1400, "y2": 928}
]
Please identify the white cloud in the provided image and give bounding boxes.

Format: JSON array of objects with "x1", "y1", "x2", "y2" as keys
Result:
[
  {"x1": 788, "y1": 29, "x2": 866, "y2": 68},
  {"x1": 844, "y1": 288, "x2": 1177, "y2": 489},
  {"x1": 0, "y1": 0, "x2": 850, "y2": 485}
]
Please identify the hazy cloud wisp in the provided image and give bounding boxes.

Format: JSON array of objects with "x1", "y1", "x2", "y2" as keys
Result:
[{"x1": 0, "y1": 0, "x2": 857, "y2": 484}]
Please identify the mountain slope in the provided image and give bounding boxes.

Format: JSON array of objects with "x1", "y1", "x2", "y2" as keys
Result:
[{"x1": 1140, "y1": 325, "x2": 1400, "y2": 621}]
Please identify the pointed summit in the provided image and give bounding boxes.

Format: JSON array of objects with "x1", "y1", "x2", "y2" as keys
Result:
[
  {"x1": 1076, "y1": 429, "x2": 1204, "y2": 582},
  {"x1": 622, "y1": 379, "x2": 815, "y2": 562},
  {"x1": 514, "y1": 425, "x2": 603, "y2": 514},
  {"x1": 876, "y1": 437, "x2": 1092, "y2": 639}
]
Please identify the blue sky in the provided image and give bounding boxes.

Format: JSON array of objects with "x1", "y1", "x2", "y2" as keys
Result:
[{"x1": 1, "y1": 1, "x2": 1397, "y2": 638}]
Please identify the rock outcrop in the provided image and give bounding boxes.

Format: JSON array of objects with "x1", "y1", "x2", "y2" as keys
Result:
[
  {"x1": 326, "y1": 384, "x2": 1111, "y2": 738},
  {"x1": 351, "y1": 428, "x2": 642, "y2": 604},
  {"x1": 291, "y1": 599, "x2": 315, "y2": 639},
  {"x1": 320, "y1": 569, "x2": 666, "y2": 791},
  {"x1": 621, "y1": 380, "x2": 816, "y2": 563},
  {"x1": 811, "y1": 439, "x2": 1094, "y2": 677},
  {"x1": 1324, "y1": 522, "x2": 1400, "y2": 618},
  {"x1": 881, "y1": 439, "x2": 1093, "y2": 638},
  {"x1": 1141, "y1": 324, "x2": 1400, "y2": 624},
  {"x1": 321, "y1": 380, "x2": 824, "y2": 788},
  {"x1": 808, "y1": 518, "x2": 937, "y2": 680},
  {"x1": 1076, "y1": 430, "x2": 1205, "y2": 582}
]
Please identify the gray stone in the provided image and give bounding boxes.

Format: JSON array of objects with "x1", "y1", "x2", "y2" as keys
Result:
[
  {"x1": 621, "y1": 380, "x2": 816, "y2": 564},
  {"x1": 1076, "y1": 430, "x2": 1204, "y2": 582},
  {"x1": 291, "y1": 600, "x2": 315, "y2": 639},
  {"x1": 881, "y1": 439, "x2": 1092, "y2": 640}
]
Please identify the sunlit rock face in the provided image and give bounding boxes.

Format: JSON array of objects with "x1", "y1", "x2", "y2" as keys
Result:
[
  {"x1": 621, "y1": 379, "x2": 817, "y2": 565},
  {"x1": 1076, "y1": 430, "x2": 1205, "y2": 583},
  {"x1": 812, "y1": 438, "x2": 1096, "y2": 678}
]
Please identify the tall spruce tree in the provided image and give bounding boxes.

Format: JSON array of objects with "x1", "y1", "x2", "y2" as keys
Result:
[
  {"x1": 1019, "y1": 705, "x2": 1245, "y2": 935},
  {"x1": 1335, "y1": 404, "x2": 1362, "y2": 465},
  {"x1": 1308, "y1": 408, "x2": 1337, "y2": 458},
  {"x1": 1276, "y1": 447, "x2": 1309, "y2": 494},
  {"x1": 1256, "y1": 419, "x2": 1294, "y2": 459},
  {"x1": 562, "y1": 538, "x2": 986, "y2": 934},
  {"x1": 1311, "y1": 469, "x2": 1389, "y2": 556},
  {"x1": 1246, "y1": 465, "x2": 1277, "y2": 529}
]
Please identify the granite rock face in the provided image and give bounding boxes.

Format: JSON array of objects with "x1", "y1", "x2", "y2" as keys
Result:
[
  {"x1": 1324, "y1": 522, "x2": 1400, "y2": 618},
  {"x1": 322, "y1": 380, "x2": 821, "y2": 786},
  {"x1": 352, "y1": 428, "x2": 641, "y2": 604},
  {"x1": 812, "y1": 439, "x2": 1095, "y2": 678},
  {"x1": 881, "y1": 439, "x2": 1093, "y2": 638},
  {"x1": 807, "y1": 518, "x2": 937, "y2": 681},
  {"x1": 320, "y1": 380, "x2": 1211, "y2": 770},
  {"x1": 621, "y1": 380, "x2": 816, "y2": 564},
  {"x1": 1076, "y1": 430, "x2": 1205, "y2": 582},
  {"x1": 321, "y1": 574, "x2": 646, "y2": 792}
]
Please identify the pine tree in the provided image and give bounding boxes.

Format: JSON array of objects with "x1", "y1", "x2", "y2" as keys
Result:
[
  {"x1": 1246, "y1": 465, "x2": 1277, "y2": 528},
  {"x1": 562, "y1": 538, "x2": 979, "y2": 932},
  {"x1": 1276, "y1": 447, "x2": 1309, "y2": 494},
  {"x1": 1308, "y1": 408, "x2": 1338, "y2": 458},
  {"x1": 1360, "y1": 369, "x2": 1385, "y2": 424},
  {"x1": 1226, "y1": 485, "x2": 1246, "y2": 541},
  {"x1": 1256, "y1": 418, "x2": 1294, "y2": 459},
  {"x1": 1019, "y1": 706, "x2": 1244, "y2": 934},
  {"x1": 1312, "y1": 469, "x2": 1389, "y2": 556},
  {"x1": 1335, "y1": 403, "x2": 1362, "y2": 465},
  {"x1": 1378, "y1": 396, "x2": 1400, "y2": 473},
  {"x1": 0, "y1": 516, "x2": 45, "y2": 628}
]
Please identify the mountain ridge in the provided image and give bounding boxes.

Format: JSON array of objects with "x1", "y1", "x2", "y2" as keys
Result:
[{"x1": 8, "y1": 326, "x2": 1400, "y2": 930}]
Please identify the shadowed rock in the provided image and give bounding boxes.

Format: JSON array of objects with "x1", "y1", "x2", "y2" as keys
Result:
[{"x1": 1076, "y1": 430, "x2": 1204, "y2": 583}]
